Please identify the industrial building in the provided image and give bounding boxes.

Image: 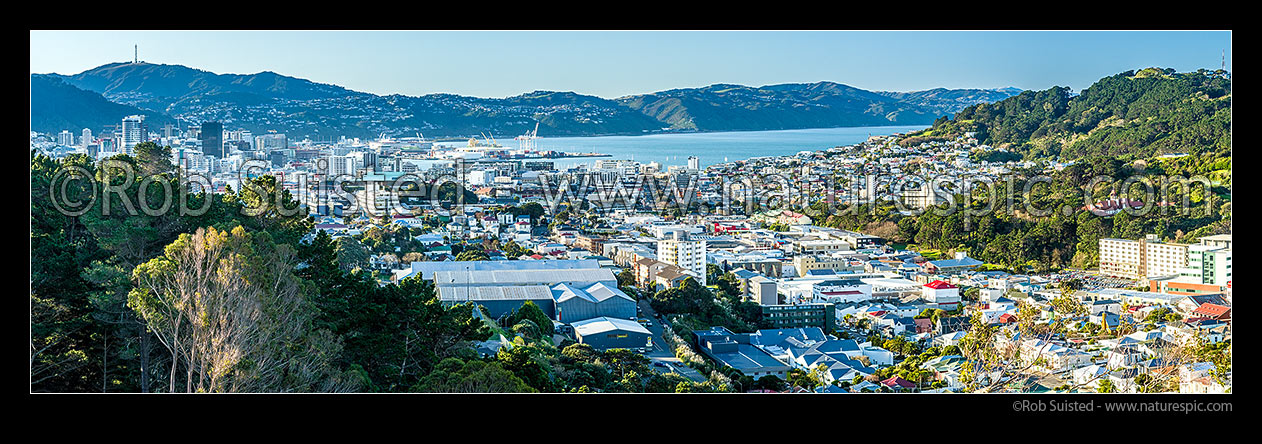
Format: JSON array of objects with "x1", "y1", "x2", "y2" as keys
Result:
[
  {"x1": 433, "y1": 267, "x2": 617, "y2": 288},
  {"x1": 552, "y1": 282, "x2": 637, "y2": 323},
  {"x1": 571, "y1": 317, "x2": 652, "y2": 351},
  {"x1": 394, "y1": 259, "x2": 600, "y2": 283},
  {"x1": 429, "y1": 261, "x2": 623, "y2": 324},
  {"x1": 437, "y1": 285, "x2": 557, "y2": 319}
]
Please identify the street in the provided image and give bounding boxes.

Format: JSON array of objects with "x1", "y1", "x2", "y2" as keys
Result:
[{"x1": 637, "y1": 299, "x2": 707, "y2": 383}]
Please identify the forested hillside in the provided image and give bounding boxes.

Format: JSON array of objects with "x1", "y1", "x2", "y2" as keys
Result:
[
  {"x1": 31, "y1": 148, "x2": 718, "y2": 393},
  {"x1": 846, "y1": 68, "x2": 1232, "y2": 271},
  {"x1": 902, "y1": 68, "x2": 1231, "y2": 161},
  {"x1": 30, "y1": 75, "x2": 175, "y2": 135}
]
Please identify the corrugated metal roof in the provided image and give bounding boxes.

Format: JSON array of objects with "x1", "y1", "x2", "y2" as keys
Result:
[
  {"x1": 434, "y1": 268, "x2": 616, "y2": 286},
  {"x1": 404, "y1": 259, "x2": 601, "y2": 280},
  {"x1": 551, "y1": 282, "x2": 632, "y2": 304},
  {"x1": 438, "y1": 285, "x2": 554, "y2": 302}
]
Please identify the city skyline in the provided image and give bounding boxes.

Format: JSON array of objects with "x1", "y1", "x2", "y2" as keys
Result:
[
  {"x1": 28, "y1": 27, "x2": 1234, "y2": 400},
  {"x1": 31, "y1": 30, "x2": 1231, "y2": 99}
]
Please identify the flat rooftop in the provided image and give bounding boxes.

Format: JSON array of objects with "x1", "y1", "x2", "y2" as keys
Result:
[{"x1": 707, "y1": 344, "x2": 790, "y2": 372}]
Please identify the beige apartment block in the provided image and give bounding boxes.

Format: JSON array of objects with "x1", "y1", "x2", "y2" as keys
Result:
[{"x1": 1099, "y1": 235, "x2": 1189, "y2": 279}]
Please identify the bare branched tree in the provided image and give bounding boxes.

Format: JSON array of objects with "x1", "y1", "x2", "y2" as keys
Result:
[
  {"x1": 957, "y1": 288, "x2": 1087, "y2": 393},
  {"x1": 129, "y1": 226, "x2": 358, "y2": 393}
]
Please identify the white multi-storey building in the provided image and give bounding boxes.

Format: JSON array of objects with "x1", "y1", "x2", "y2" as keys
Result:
[
  {"x1": 328, "y1": 155, "x2": 355, "y2": 178},
  {"x1": 1178, "y1": 244, "x2": 1232, "y2": 287},
  {"x1": 657, "y1": 232, "x2": 707, "y2": 286},
  {"x1": 795, "y1": 239, "x2": 851, "y2": 255},
  {"x1": 120, "y1": 115, "x2": 147, "y2": 153},
  {"x1": 593, "y1": 159, "x2": 640, "y2": 176},
  {"x1": 1146, "y1": 240, "x2": 1189, "y2": 278},
  {"x1": 1099, "y1": 235, "x2": 1189, "y2": 279},
  {"x1": 1100, "y1": 238, "x2": 1142, "y2": 278}
]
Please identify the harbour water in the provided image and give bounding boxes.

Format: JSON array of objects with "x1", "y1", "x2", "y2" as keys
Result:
[{"x1": 462, "y1": 125, "x2": 929, "y2": 169}]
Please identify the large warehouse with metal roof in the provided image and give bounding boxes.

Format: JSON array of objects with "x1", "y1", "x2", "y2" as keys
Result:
[
  {"x1": 571, "y1": 317, "x2": 653, "y2": 351},
  {"x1": 430, "y1": 261, "x2": 625, "y2": 323}
]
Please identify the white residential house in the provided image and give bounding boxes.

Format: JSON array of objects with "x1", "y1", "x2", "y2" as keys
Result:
[
  {"x1": 1019, "y1": 338, "x2": 1092, "y2": 373},
  {"x1": 933, "y1": 331, "x2": 967, "y2": 348},
  {"x1": 1071, "y1": 364, "x2": 1110, "y2": 391}
]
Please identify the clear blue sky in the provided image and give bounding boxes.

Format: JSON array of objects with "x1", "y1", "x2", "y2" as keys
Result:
[{"x1": 30, "y1": 30, "x2": 1231, "y2": 99}]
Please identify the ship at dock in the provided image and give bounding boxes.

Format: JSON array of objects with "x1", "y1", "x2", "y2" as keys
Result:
[{"x1": 418, "y1": 123, "x2": 608, "y2": 161}]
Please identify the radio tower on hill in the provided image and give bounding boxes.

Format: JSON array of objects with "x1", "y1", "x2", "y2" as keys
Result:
[{"x1": 1222, "y1": 50, "x2": 1229, "y2": 77}]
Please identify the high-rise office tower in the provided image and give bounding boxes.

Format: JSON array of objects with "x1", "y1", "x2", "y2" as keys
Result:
[
  {"x1": 688, "y1": 156, "x2": 700, "y2": 170},
  {"x1": 120, "y1": 115, "x2": 148, "y2": 154},
  {"x1": 200, "y1": 121, "x2": 224, "y2": 158}
]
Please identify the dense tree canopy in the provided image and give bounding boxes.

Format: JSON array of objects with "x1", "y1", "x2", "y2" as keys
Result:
[{"x1": 908, "y1": 68, "x2": 1231, "y2": 162}]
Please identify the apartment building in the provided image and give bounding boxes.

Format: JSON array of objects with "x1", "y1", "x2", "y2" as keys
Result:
[
  {"x1": 657, "y1": 232, "x2": 707, "y2": 285},
  {"x1": 760, "y1": 303, "x2": 836, "y2": 330},
  {"x1": 1146, "y1": 240, "x2": 1189, "y2": 278},
  {"x1": 1099, "y1": 235, "x2": 1189, "y2": 279}
]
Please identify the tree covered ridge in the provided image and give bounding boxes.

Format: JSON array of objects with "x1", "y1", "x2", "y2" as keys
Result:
[
  {"x1": 800, "y1": 157, "x2": 1230, "y2": 273},
  {"x1": 904, "y1": 68, "x2": 1231, "y2": 161},
  {"x1": 30, "y1": 146, "x2": 492, "y2": 392},
  {"x1": 31, "y1": 147, "x2": 717, "y2": 393}
]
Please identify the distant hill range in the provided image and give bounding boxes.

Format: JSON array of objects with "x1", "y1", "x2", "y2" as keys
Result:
[
  {"x1": 874, "y1": 87, "x2": 1024, "y2": 116},
  {"x1": 31, "y1": 62, "x2": 1022, "y2": 138},
  {"x1": 615, "y1": 82, "x2": 957, "y2": 132},
  {"x1": 30, "y1": 74, "x2": 175, "y2": 136}
]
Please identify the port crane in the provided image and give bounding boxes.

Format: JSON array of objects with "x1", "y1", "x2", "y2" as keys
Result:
[{"x1": 515, "y1": 122, "x2": 540, "y2": 151}]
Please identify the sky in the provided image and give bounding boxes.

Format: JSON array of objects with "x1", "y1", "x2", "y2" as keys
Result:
[{"x1": 30, "y1": 30, "x2": 1232, "y2": 99}]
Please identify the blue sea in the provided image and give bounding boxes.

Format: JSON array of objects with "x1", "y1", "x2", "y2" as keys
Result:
[{"x1": 439, "y1": 125, "x2": 929, "y2": 169}]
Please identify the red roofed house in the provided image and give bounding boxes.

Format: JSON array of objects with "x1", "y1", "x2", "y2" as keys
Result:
[
  {"x1": 881, "y1": 376, "x2": 917, "y2": 391},
  {"x1": 914, "y1": 318, "x2": 934, "y2": 334},
  {"x1": 922, "y1": 280, "x2": 961, "y2": 309},
  {"x1": 1191, "y1": 303, "x2": 1231, "y2": 322}
]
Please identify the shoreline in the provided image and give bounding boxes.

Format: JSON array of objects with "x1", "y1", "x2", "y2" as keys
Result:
[{"x1": 429, "y1": 123, "x2": 931, "y2": 143}]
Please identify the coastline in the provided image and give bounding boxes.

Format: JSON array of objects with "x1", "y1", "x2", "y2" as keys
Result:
[{"x1": 428, "y1": 123, "x2": 933, "y2": 142}]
